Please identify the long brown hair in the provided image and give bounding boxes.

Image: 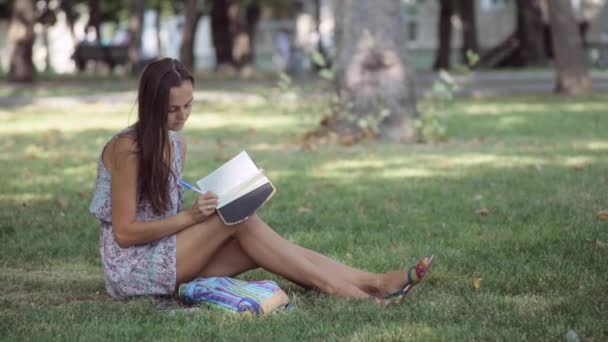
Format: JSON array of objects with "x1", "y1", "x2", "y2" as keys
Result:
[{"x1": 135, "y1": 58, "x2": 193, "y2": 214}]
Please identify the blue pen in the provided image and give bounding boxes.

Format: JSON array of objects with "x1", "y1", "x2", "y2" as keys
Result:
[{"x1": 179, "y1": 180, "x2": 205, "y2": 194}]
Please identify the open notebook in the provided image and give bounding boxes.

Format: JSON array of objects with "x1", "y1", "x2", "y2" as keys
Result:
[{"x1": 192, "y1": 151, "x2": 275, "y2": 225}]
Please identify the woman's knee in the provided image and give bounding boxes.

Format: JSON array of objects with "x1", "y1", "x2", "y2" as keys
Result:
[{"x1": 186, "y1": 214, "x2": 237, "y2": 238}]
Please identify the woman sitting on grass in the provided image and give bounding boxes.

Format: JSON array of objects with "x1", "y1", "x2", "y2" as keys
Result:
[{"x1": 89, "y1": 58, "x2": 433, "y2": 305}]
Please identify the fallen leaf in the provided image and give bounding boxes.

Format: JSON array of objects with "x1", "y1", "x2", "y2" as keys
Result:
[
  {"x1": 297, "y1": 207, "x2": 312, "y2": 214},
  {"x1": 475, "y1": 207, "x2": 490, "y2": 216},
  {"x1": 57, "y1": 198, "x2": 70, "y2": 209},
  {"x1": 587, "y1": 239, "x2": 607, "y2": 248},
  {"x1": 78, "y1": 191, "x2": 90, "y2": 199},
  {"x1": 473, "y1": 194, "x2": 483, "y2": 201},
  {"x1": 216, "y1": 138, "x2": 226, "y2": 149},
  {"x1": 472, "y1": 277, "x2": 482, "y2": 289},
  {"x1": 572, "y1": 164, "x2": 587, "y2": 171},
  {"x1": 214, "y1": 152, "x2": 230, "y2": 162},
  {"x1": 597, "y1": 210, "x2": 608, "y2": 220}
]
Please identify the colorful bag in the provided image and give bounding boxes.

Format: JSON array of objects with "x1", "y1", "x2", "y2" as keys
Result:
[{"x1": 178, "y1": 277, "x2": 287, "y2": 314}]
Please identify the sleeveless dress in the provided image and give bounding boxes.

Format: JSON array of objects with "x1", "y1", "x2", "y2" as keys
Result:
[{"x1": 89, "y1": 127, "x2": 184, "y2": 299}]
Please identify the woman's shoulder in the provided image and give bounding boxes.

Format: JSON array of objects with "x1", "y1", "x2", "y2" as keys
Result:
[
  {"x1": 102, "y1": 130, "x2": 139, "y2": 170},
  {"x1": 107, "y1": 131, "x2": 138, "y2": 154}
]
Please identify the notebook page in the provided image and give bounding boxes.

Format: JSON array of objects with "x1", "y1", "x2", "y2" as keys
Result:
[{"x1": 195, "y1": 151, "x2": 260, "y2": 198}]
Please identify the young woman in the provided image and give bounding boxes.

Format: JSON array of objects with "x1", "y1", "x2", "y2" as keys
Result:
[{"x1": 89, "y1": 58, "x2": 433, "y2": 303}]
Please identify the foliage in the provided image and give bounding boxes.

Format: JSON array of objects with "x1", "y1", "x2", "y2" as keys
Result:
[
  {"x1": 416, "y1": 50, "x2": 480, "y2": 143},
  {"x1": 415, "y1": 69, "x2": 455, "y2": 143}
]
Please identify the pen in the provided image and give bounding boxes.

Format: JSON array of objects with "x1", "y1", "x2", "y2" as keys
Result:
[{"x1": 179, "y1": 180, "x2": 205, "y2": 194}]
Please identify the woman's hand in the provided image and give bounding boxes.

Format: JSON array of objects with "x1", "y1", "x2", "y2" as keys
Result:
[{"x1": 189, "y1": 192, "x2": 219, "y2": 222}]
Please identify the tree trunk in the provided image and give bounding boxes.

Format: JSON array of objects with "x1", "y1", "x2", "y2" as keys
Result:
[
  {"x1": 459, "y1": 0, "x2": 479, "y2": 64},
  {"x1": 433, "y1": 0, "x2": 453, "y2": 70},
  {"x1": 514, "y1": 0, "x2": 547, "y2": 66},
  {"x1": 39, "y1": 0, "x2": 56, "y2": 73},
  {"x1": 313, "y1": 0, "x2": 330, "y2": 69},
  {"x1": 128, "y1": 0, "x2": 145, "y2": 73},
  {"x1": 180, "y1": 0, "x2": 202, "y2": 72},
  {"x1": 547, "y1": 0, "x2": 592, "y2": 95},
  {"x1": 232, "y1": 3, "x2": 260, "y2": 76},
  {"x1": 86, "y1": 0, "x2": 102, "y2": 44},
  {"x1": 333, "y1": 0, "x2": 418, "y2": 142},
  {"x1": 156, "y1": 1, "x2": 162, "y2": 56},
  {"x1": 59, "y1": 0, "x2": 78, "y2": 41},
  {"x1": 210, "y1": 0, "x2": 260, "y2": 75},
  {"x1": 211, "y1": 0, "x2": 235, "y2": 71},
  {"x1": 8, "y1": 0, "x2": 36, "y2": 83}
]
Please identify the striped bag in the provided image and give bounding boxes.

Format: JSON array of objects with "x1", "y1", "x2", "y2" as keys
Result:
[{"x1": 178, "y1": 277, "x2": 287, "y2": 314}]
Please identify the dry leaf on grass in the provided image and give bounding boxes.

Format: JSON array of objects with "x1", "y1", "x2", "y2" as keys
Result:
[
  {"x1": 57, "y1": 198, "x2": 70, "y2": 209},
  {"x1": 475, "y1": 208, "x2": 490, "y2": 216},
  {"x1": 297, "y1": 207, "x2": 312, "y2": 214},
  {"x1": 596, "y1": 209, "x2": 608, "y2": 220},
  {"x1": 472, "y1": 277, "x2": 482, "y2": 289},
  {"x1": 77, "y1": 191, "x2": 90, "y2": 199},
  {"x1": 586, "y1": 239, "x2": 607, "y2": 248}
]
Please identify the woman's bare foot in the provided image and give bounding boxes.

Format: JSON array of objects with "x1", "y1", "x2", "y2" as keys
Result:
[
  {"x1": 377, "y1": 269, "x2": 409, "y2": 298},
  {"x1": 377, "y1": 256, "x2": 434, "y2": 298}
]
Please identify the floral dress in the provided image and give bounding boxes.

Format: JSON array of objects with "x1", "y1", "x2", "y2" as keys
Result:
[{"x1": 89, "y1": 127, "x2": 184, "y2": 299}]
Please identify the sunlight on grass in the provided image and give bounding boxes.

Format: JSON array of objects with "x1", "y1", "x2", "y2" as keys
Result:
[
  {"x1": 498, "y1": 116, "x2": 527, "y2": 129},
  {"x1": 316, "y1": 153, "x2": 560, "y2": 180},
  {"x1": 0, "y1": 193, "x2": 53, "y2": 202},
  {"x1": 460, "y1": 101, "x2": 605, "y2": 116},
  {"x1": 584, "y1": 140, "x2": 608, "y2": 151},
  {"x1": 187, "y1": 112, "x2": 302, "y2": 130},
  {"x1": 0, "y1": 104, "x2": 135, "y2": 134}
]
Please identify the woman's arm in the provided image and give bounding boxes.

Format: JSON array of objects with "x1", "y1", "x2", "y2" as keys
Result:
[{"x1": 106, "y1": 136, "x2": 217, "y2": 248}]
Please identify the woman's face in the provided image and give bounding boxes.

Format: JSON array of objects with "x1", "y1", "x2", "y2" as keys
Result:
[{"x1": 167, "y1": 80, "x2": 193, "y2": 131}]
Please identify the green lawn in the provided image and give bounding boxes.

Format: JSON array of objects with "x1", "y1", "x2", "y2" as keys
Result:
[{"x1": 1, "y1": 86, "x2": 607, "y2": 341}]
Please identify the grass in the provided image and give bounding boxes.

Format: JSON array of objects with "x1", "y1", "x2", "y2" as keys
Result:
[{"x1": 1, "y1": 85, "x2": 608, "y2": 341}]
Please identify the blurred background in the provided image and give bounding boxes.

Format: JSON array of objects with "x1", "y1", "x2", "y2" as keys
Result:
[{"x1": 1, "y1": 0, "x2": 607, "y2": 80}]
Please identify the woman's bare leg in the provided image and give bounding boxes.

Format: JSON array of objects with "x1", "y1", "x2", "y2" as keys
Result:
[
  {"x1": 178, "y1": 216, "x2": 409, "y2": 297},
  {"x1": 197, "y1": 239, "x2": 258, "y2": 278},
  {"x1": 175, "y1": 214, "x2": 369, "y2": 298},
  {"x1": 289, "y1": 244, "x2": 409, "y2": 297}
]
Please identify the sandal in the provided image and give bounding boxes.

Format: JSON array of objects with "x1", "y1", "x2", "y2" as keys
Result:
[{"x1": 383, "y1": 255, "x2": 434, "y2": 304}]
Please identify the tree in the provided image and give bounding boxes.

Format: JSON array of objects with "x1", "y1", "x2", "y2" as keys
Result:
[
  {"x1": 459, "y1": 0, "x2": 478, "y2": 63},
  {"x1": 547, "y1": 0, "x2": 591, "y2": 95},
  {"x1": 180, "y1": 0, "x2": 204, "y2": 71},
  {"x1": 210, "y1": 0, "x2": 235, "y2": 72},
  {"x1": 433, "y1": 0, "x2": 454, "y2": 70},
  {"x1": 128, "y1": 0, "x2": 146, "y2": 72},
  {"x1": 475, "y1": 0, "x2": 547, "y2": 69},
  {"x1": 8, "y1": 0, "x2": 36, "y2": 83},
  {"x1": 514, "y1": 0, "x2": 546, "y2": 66},
  {"x1": 210, "y1": 0, "x2": 261, "y2": 76},
  {"x1": 331, "y1": 0, "x2": 418, "y2": 142}
]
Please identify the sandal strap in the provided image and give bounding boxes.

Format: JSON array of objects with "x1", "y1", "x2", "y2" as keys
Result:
[{"x1": 408, "y1": 258, "x2": 430, "y2": 285}]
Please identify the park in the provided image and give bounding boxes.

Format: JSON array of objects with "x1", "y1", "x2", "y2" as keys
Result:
[{"x1": 1, "y1": 0, "x2": 608, "y2": 340}]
